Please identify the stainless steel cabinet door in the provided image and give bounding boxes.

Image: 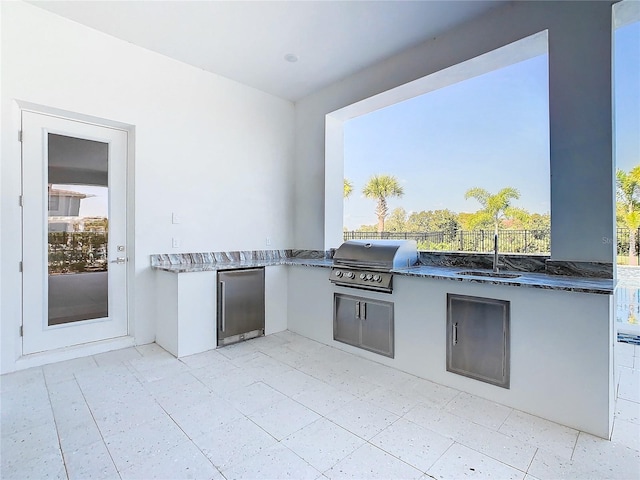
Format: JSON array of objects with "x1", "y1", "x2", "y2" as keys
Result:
[
  {"x1": 359, "y1": 298, "x2": 394, "y2": 357},
  {"x1": 333, "y1": 293, "x2": 394, "y2": 358},
  {"x1": 334, "y1": 294, "x2": 360, "y2": 347},
  {"x1": 446, "y1": 294, "x2": 510, "y2": 388},
  {"x1": 218, "y1": 269, "x2": 265, "y2": 345}
]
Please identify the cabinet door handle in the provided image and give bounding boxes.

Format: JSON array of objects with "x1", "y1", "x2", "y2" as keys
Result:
[
  {"x1": 361, "y1": 302, "x2": 366, "y2": 320},
  {"x1": 220, "y1": 281, "x2": 226, "y2": 332},
  {"x1": 503, "y1": 328, "x2": 507, "y2": 378},
  {"x1": 453, "y1": 322, "x2": 458, "y2": 345},
  {"x1": 355, "y1": 301, "x2": 360, "y2": 319}
]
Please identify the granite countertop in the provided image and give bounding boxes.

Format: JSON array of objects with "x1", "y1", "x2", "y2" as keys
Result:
[
  {"x1": 151, "y1": 251, "x2": 614, "y2": 295},
  {"x1": 152, "y1": 257, "x2": 332, "y2": 273},
  {"x1": 391, "y1": 265, "x2": 615, "y2": 295}
]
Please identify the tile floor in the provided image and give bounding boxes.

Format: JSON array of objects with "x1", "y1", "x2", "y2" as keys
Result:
[{"x1": 1, "y1": 331, "x2": 639, "y2": 480}]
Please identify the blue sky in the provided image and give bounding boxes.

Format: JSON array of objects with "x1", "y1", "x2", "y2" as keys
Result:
[
  {"x1": 615, "y1": 20, "x2": 640, "y2": 174},
  {"x1": 344, "y1": 21, "x2": 640, "y2": 230}
]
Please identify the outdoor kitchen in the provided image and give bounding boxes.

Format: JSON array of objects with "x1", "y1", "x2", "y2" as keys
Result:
[
  {"x1": 2, "y1": 1, "x2": 637, "y2": 479},
  {"x1": 151, "y1": 240, "x2": 614, "y2": 439}
]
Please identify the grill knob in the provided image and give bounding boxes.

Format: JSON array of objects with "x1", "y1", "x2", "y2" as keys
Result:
[
  {"x1": 334, "y1": 271, "x2": 343, "y2": 278},
  {"x1": 365, "y1": 274, "x2": 373, "y2": 281},
  {"x1": 359, "y1": 273, "x2": 366, "y2": 280},
  {"x1": 346, "y1": 272, "x2": 355, "y2": 279},
  {"x1": 373, "y1": 275, "x2": 381, "y2": 282}
]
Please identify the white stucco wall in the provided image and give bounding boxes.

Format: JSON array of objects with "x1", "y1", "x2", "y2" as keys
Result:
[
  {"x1": 294, "y1": 0, "x2": 615, "y2": 265},
  {"x1": 0, "y1": 1, "x2": 294, "y2": 373}
]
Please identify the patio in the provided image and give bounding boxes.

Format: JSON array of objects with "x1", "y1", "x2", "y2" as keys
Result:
[{"x1": 1, "y1": 329, "x2": 638, "y2": 479}]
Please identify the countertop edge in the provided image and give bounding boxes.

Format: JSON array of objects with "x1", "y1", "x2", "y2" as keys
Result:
[
  {"x1": 152, "y1": 258, "x2": 332, "y2": 273},
  {"x1": 152, "y1": 260, "x2": 614, "y2": 295},
  {"x1": 392, "y1": 268, "x2": 614, "y2": 295}
]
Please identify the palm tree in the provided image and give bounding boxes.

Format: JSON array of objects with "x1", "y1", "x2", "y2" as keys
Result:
[
  {"x1": 464, "y1": 187, "x2": 521, "y2": 235},
  {"x1": 362, "y1": 174, "x2": 404, "y2": 232},
  {"x1": 344, "y1": 178, "x2": 353, "y2": 199},
  {"x1": 617, "y1": 166, "x2": 640, "y2": 264}
]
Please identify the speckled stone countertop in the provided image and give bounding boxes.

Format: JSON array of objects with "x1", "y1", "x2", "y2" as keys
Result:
[
  {"x1": 391, "y1": 265, "x2": 614, "y2": 295},
  {"x1": 150, "y1": 250, "x2": 332, "y2": 273},
  {"x1": 153, "y1": 257, "x2": 332, "y2": 273},
  {"x1": 151, "y1": 250, "x2": 614, "y2": 295}
]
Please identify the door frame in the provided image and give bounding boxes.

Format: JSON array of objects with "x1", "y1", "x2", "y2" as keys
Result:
[{"x1": 18, "y1": 102, "x2": 136, "y2": 360}]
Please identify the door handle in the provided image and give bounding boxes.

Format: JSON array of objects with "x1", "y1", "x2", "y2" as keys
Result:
[
  {"x1": 220, "y1": 281, "x2": 226, "y2": 332},
  {"x1": 355, "y1": 301, "x2": 360, "y2": 319},
  {"x1": 361, "y1": 302, "x2": 366, "y2": 320},
  {"x1": 452, "y1": 322, "x2": 458, "y2": 345},
  {"x1": 110, "y1": 257, "x2": 126, "y2": 264}
]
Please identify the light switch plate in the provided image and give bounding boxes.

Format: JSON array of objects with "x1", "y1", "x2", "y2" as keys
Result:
[
  {"x1": 172, "y1": 212, "x2": 181, "y2": 224},
  {"x1": 172, "y1": 237, "x2": 180, "y2": 248}
]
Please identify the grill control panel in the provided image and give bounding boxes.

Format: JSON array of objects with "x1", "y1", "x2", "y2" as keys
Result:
[{"x1": 330, "y1": 268, "x2": 393, "y2": 293}]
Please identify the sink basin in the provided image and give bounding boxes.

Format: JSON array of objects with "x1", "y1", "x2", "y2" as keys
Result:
[{"x1": 458, "y1": 270, "x2": 521, "y2": 279}]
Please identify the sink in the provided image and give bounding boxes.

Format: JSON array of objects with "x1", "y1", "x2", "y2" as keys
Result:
[{"x1": 458, "y1": 270, "x2": 521, "y2": 279}]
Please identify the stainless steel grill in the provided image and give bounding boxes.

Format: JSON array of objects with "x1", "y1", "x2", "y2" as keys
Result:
[{"x1": 330, "y1": 240, "x2": 419, "y2": 293}]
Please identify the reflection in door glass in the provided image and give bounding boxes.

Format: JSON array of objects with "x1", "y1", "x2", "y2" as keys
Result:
[{"x1": 47, "y1": 134, "x2": 109, "y2": 325}]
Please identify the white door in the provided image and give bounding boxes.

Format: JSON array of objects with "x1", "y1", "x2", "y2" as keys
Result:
[{"x1": 22, "y1": 111, "x2": 128, "y2": 354}]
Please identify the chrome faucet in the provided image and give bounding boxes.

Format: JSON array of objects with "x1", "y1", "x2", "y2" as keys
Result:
[{"x1": 493, "y1": 233, "x2": 499, "y2": 273}]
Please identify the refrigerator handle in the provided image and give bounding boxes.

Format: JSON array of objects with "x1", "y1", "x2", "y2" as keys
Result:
[{"x1": 220, "y1": 281, "x2": 226, "y2": 332}]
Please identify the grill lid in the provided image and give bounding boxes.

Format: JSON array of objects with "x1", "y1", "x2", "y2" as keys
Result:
[{"x1": 333, "y1": 240, "x2": 418, "y2": 270}]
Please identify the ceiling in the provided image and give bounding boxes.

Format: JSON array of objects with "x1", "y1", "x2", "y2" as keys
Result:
[{"x1": 29, "y1": 1, "x2": 506, "y2": 101}]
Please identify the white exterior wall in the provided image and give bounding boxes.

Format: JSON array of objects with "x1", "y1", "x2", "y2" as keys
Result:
[
  {"x1": 293, "y1": 0, "x2": 615, "y2": 264},
  {"x1": 0, "y1": 2, "x2": 294, "y2": 373}
]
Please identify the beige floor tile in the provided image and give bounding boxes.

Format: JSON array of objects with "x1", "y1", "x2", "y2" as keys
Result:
[
  {"x1": 325, "y1": 398, "x2": 400, "y2": 440},
  {"x1": 611, "y1": 418, "x2": 640, "y2": 451},
  {"x1": 193, "y1": 416, "x2": 279, "y2": 470},
  {"x1": 119, "y1": 440, "x2": 222, "y2": 480},
  {"x1": 104, "y1": 415, "x2": 190, "y2": 472},
  {"x1": 63, "y1": 439, "x2": 119, "y2": 480},
  {"x1": 222, "y1": 443, "x2": 321, "y2": 479},
  {"x1": 1, "y1": 335, "x2": 637, "y2": 480},
  {"x1": 282, "y1": 418, "x2": 365, "y2": 472},
  {"x1": 530, "y1": 440, "x2": 640, "y2": 480},
  {"x1": 428, "y1": 443, "x2": 525, "y2": 480},
  {"x1": 0, "y1": 450, "x2": 66, "y2": 480},
  {"x1": 292, "y1": 381, "x2": 358, "y2": 416},
  {"x1": 615, "y1": 397, "x2": 640, "y2": 424},
  {"x1": 326, "y1": 443, "x2": 423, "y2": 479},
  {"x1": 362, "y1": 385, "x2": 423, "y2": 416},
  {"x1": 248, "y1": 397, "x2": 321, "y2": 440},
  {"x1": 499, "y1": 410, "x2": 579, "y2": 459},
  {"x1": 370, "y1": 418, "x2": 453, "y2": 472},
  {"x1": 445, "y1": 391, "x2": 512, "y2": 430}
]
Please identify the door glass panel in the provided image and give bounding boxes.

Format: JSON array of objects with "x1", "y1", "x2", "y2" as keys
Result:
[{"x1": 47, "y1": 134, "x2": 109, "y2": 326}]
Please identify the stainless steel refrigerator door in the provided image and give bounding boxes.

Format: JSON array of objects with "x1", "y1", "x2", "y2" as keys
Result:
[{"x1": 217, "y1": 268, "x2": 265, "y2": 346}]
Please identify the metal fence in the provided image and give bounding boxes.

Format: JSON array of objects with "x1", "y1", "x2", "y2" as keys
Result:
[
  {"x1": 344, "y1": 229, "x2": 550, "y2": 253},
  {"x1": 345, "y1": 228, "x2": 640, "y2": 255},
  {"x1": 616, "y1": 227, "x2": 640, "y2": 256}
]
